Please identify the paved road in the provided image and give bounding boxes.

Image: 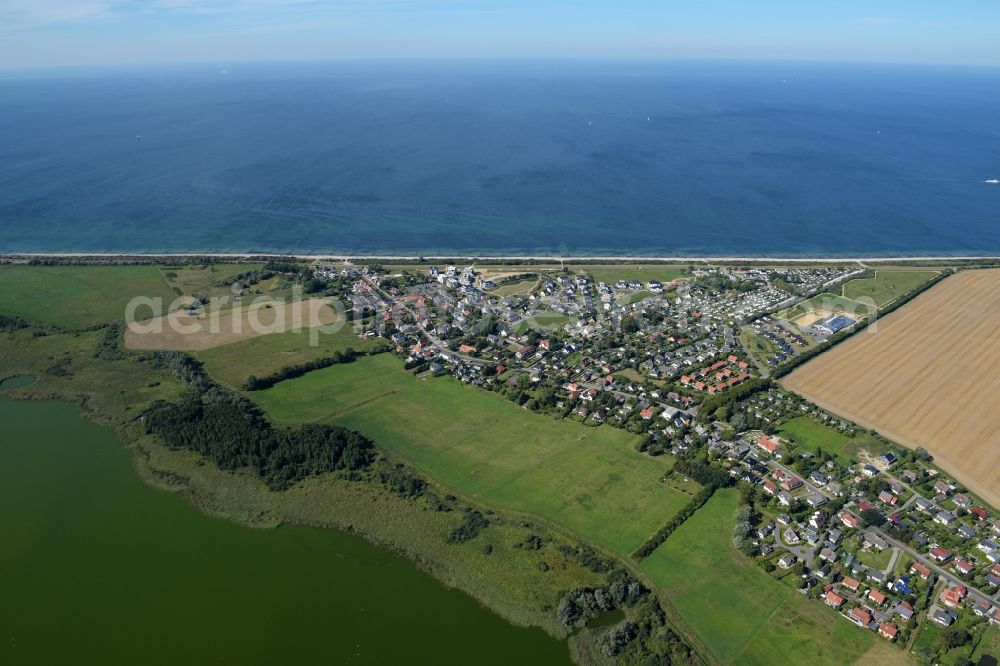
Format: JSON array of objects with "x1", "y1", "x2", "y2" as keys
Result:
[
  {"x1": 761, "y1": 454, "x2": 997, "y2": 602},
  {"x1": 360, "y1": 274, "x2": 493, "y2": 366},
  {"x1": 871, "y1": 526, "x2": 998, "y2": 602}
]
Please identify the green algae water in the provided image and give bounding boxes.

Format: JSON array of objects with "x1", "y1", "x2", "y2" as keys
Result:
[{"x1": 0, "y1": 395, "x2": 571, "y2": 665}]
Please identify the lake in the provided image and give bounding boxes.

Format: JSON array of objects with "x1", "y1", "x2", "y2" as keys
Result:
[
  {"x1": 1, "y1": 60, "x2": 999, "y2": 257},
  {"x1": 0, "y1": 391, "x2": 570, "y2": 664}
]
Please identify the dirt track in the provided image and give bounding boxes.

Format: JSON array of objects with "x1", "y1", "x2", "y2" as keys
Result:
[{"x1": 783, "y1": 269, "x2": 1000, "y2": 509}]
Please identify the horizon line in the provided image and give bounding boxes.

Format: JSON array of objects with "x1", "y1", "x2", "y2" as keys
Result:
[
  {"x1": 3, "y1": 54, "x2": 1000, "y2": 74},
  {"x1": 5, "y1": 252, "x2": 1000, "y2": 264}
]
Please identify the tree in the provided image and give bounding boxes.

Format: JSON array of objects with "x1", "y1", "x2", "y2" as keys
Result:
[
  {"x1": 939, "y1": 627, "x2": 971, "y2": 649},
  {"x1": 598, "y1": 621, "x2": 637, "y2": 657},
  {"x1": 860, "y1": 508, "x2": 885, "y2": 528}
]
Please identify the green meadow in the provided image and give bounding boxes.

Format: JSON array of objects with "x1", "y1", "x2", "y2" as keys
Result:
[
  {"x1": 160, "y1": 263, "x2": 262, "y2": 298},
  {"x1": 777, "y1": 416, "x2": 854, "y2": 463},
  {"x1": 250, "y1": 353, "x2": 692, "y2": 556},
  {"x1": 491, "y1": 277, "x2": 538, "y2": 297},
  {"x1": 0, "y1": 265, "x2": 177, "y2": 328},
  {"x1": 841, "y1": 269, "x2": 939, "y2": 308},
  {"x1": 573, "y1": 265, "x2": 688, "y2": 285},
  {"x1": 776, "y1": 292, "x2": 871, "y2": 321},
  {"x1": 640, "y1": 489, "x2": 876, "y2": 665},
  {"x1": 196, "y1": 324, "x2": 382, "y2": 389},
  {"x1": 514, "y1": 310, "x2": 575, "y2": 334}
]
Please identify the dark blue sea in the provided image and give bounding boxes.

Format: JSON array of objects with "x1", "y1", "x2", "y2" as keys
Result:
[{"x1": 1, "y1": 60, "x2": 998, "y2": 256}]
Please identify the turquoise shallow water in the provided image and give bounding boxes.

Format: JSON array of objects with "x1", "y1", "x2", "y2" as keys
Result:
[{"x1": 1, "y1": 60, "x2": 999, "y2": 257}]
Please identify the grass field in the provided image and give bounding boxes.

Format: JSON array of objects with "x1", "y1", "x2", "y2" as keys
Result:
[
  {"x1": 573, "y1": 265, "x2": 688, "y2": 285},
  {"x1": 0, "y1": 265, "x2": 177, "y2": 328},
  {"x1": 491, "y1": 277, "x2": 538, "y2": 297},
  {"x1": 514, "y1": 311, "x2": 574, "y2": 334},
  {"x1": 740, "y1": 327, "x2": 778, "y2": 361},
  {"x1": 910, "y1": 619, "x2": 944, "y2": 658},
  {"x1": 614, "y1": 368, "x2": 646, "y2": 384},
  {"x1": 971, "y1": 623, "x2": 1000, "y2": 664},
  {"x1": 197, "y1": 324, "x2": 381, "y2": 388},
  {"x1": 620, "y1": 290, "x2": 654, "y2": 305},
  {"x1": 161, "y1": 263, "x2": 261, "y2": 298},
  {"x1": 640, "y1": 489, "x2": 876, "y2": 665},
  {"x1": 777, "y1": 416, "x2": 854, "y2": 463},
  {"x1": 382, "y1": 264, "x2": 562, "y2": 279},
  {"x1": 252, "y1": 353, "x2": 692, "y2": 556},
  {"x1": 783, "y1": 269, "x2": 1000, "y2": 509},
  {"x1": 841, "y1": 270, "x2": 939, "y2": 308},
  {"x1": 855, "y1": 547, "x2": 893, "y2": 571},
  {"x1": 123, "y1": 298, "x2": 337, "y2": 351},
  {"x1": 776, "y1": 292, "x2": 871, "y2": 322}
]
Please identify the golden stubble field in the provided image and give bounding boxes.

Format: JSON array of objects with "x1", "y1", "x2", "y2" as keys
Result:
[
  {"x1": 124, "y1": 298, "x2": 338, "y2": 351},
  {"x1": 783, "y1": 269, "x2": 1000, "y2": 509}
]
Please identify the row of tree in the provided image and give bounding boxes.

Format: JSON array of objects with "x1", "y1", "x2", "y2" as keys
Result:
[
  {"x1": 631, "y1": 485, "x2": 717, "y2": 561},
  {"x1": 673, "y1": 460, "x2": 733, "y2": 489},
  {"x1": 244, "y1": 348, "x2": 361, "y2": 391},
  {"x1": 697, "y1": 377, "x2": 773, "y2": 422}
]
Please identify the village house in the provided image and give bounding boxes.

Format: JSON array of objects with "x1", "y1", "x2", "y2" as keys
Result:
[
  {"x1": 935, "y1": 510, "x2": 957, "y2": 526},
  {"x1": 849, "y1": 607, "x2": 872, "y2": 628},
  {"x1": 757, "y1": 436, "x2": 781, "y2": 456},
  {"x1": 825, "y1": 590, "x2": 846, "y2": 608},
  {"x1": 929, "y1": 546, "x2": 953, "y2": 563},
  {"x1": 840, "y1": 512, "x2": 861, "y2": 529},
  {"x1": 954, "y1": 559, "x2": 975, "y2": 576},
  {"x1": 780, "y1": 475, "x2": 803, "y2": 492},
  {"x1": 931, "y1": 607, "x2": 956, "y2": 627},
  {"x1": 953, "y1": 493, "x2": 973, "y2": 508},
  {"x1": 878, "y1": 623, "x2": 898, "y2": 641},
  {"x1": 940, "y1": 584, "x2": 968, "y2": 608},
  {"x1": 971, "y1": 506, "x2": 990, "y2": 521}
]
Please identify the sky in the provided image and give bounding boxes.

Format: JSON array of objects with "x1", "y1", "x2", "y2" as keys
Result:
[{"x1": 1, "y1": 0, "x2": 999, "y2": 69}]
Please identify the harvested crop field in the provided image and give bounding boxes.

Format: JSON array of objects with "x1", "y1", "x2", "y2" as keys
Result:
[
  {"x1": 124, "y1": 298, "x2": 337, "y2": 351},
  {"x1": 783, "y1": 269, "x2": 1000, "y2": 508}
]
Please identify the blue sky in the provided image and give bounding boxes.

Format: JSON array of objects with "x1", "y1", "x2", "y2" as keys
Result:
[{"x1": 1, "y1": 1, "x2": 998, "y2": 69}]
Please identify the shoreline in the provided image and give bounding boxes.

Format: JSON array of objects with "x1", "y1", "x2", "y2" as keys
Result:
[{"x1": 5, "y1": 251, "x2": 1000, "y2": 263}]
